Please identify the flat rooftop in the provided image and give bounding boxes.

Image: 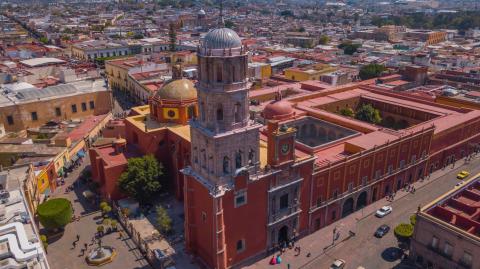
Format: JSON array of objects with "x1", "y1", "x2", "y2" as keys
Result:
[
  {"x1": 0, "y1": 79, "x2": 108, "y2": 107},
  {"x1": 423, "y1": 176, "x2": 480, "y2": 239}
]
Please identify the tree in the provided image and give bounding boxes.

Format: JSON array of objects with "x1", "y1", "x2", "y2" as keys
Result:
[
  {"x1": 359, "y1": 64, "x2": 387, "y2": 80},
  {"x1": 394, "y1": 223, "x2": 414, "y2": 241},
  {"x1": 280, "y1": 10, "x2": 294, "y2": 17},
  {"x1": 224, "y1": 20, "x2": 235, "y2": 29},
  {"x1": 355, "y1": 104, "x2": 382, "y2": 124},
  {"x1": 40, "y1": 235, "x2": 48, "y2": 253},
  {"x1": 37, "y1": 198, "x2": 72, "y2": 231},
  {"x1": 340, "y1": 107, "x2": 354, "y2": 117},
  {"x1": 39, "y1": 37, "x2": 49, "y2": 44},
  {"x1": 298, "y1": 26, "x2": 306, "y2": 32},
  {"x1": 156, "y1": 206, "x2": 172, "y2": 234},
  {"x1": 97, "y1": 225, "x2": 105, "y2": 236},
  {"x1": 319, "y1": 35, "x2": 329, "y2": 45},
  {"x1": 110, "y1": 220, "x2": 118, "y2": 231},
  {"x1": 118, "y1": 154, "x2": 164, "y2": 203},
  {"x1": 102, "y1": 205, "x2": 112, "y2": 216},
  {"x1": 410, "y1": 214, "x2": 417, "y2": 226},
  {"x1": 338, "y1": 41, "x2": 361, "y2": 55},
  {"x1": 169, "y1": 23, "x2": 177, "y2": 52}
]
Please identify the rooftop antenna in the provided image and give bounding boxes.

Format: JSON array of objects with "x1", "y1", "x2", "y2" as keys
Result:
[{"x1": 219, "y1": 0, "x2": 225, "y2": 27}]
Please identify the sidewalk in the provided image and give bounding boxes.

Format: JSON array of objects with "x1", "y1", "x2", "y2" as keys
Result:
[{"x1": 245, "y1": 157, "x2": 475, "y2": 269}]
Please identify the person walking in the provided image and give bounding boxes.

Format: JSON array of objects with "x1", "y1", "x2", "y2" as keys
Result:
[{"x1": 76, "y1": 235, "x2": 80, "y2": 241}]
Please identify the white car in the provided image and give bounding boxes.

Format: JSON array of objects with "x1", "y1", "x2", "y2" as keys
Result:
[
  {"x1": 330, "y1": 259, "x2": 346, "y2": 269},
  {"x1": 375, "y1": 206, "x2": 392, "y2": 218}
]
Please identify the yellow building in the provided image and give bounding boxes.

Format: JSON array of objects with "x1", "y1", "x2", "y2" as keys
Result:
[
  {"x1": 0, "y1": 79, "x2": 111, "y2": 132},
  {"x1": 284, "y1": 63, "x2": 337, "y2": 81}
]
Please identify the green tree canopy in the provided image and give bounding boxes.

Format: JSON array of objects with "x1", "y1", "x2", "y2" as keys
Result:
[
  {"x1": 280, "y1": 10, "x2": 294, "y2": 17},
  {"x1": 225, "y1": 20, "x2": 235, "y2": 29},
  {"x1": 37, "y1": 198, "x2": 72, "y2": 230},
  {"x1": 156, "y1": 206, "x2": 172, "y2": 233},
  {"x1": 355, "y1": 103, "x2": 382, "y2": 124},
  {"x1": 394, "y1": 223, "x2": 414, "y2": 241},
  {"x1": 118, "y1": 154, "x2": 164, "y2": 203},
  {"x1": 340, "y1": 107, "x2": 354, "y2": 117},
  {"x1": 319, "y1": 35, "x2": 329, "y2": 45},
  {"x1": 338, "y1": 41, "x2": 361, "y2": 55},
  {"x1": 359, "y1": 63, "x2": 387, "y2": 80},
  {"x1": 39, "y1": 37, "x2": 49, "y2": 44}
]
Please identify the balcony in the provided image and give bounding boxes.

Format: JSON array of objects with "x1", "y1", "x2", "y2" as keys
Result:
[{"x1": 268, "y1": 202, "x2": 301, "y2": 226}]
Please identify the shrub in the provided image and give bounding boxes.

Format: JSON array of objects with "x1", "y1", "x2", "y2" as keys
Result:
[
  {"x1": 37, "y1": 198, "x2": 72, "y2": 230},
  {"x1": 40, "y1": 235, "x2": 48, "y2": 251},
  {"x1": 410, "y1": 214, "x2": 417, "y2": 226},
  {"x1": 156, "y1": 206, "x2": 172, "y2": 234},
  {"x1": 394, "y1": 223, "x2": 414, "y2": 240},
  {"x1": 340, "y1": 107, "x2": 354, "y2": 117},
  {"x1": 102, "y1": 205, "x2": 112, "y2": 216},
  {"x1": 102, "y1": 218, "x2": 111, "y2": 226}
]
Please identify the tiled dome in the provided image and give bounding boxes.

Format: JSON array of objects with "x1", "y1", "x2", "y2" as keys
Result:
[
  {"x1": 203, "y1": 28, "x2": 242, "y2": 49},
  {"x1": 264, "y1": 100, "x2": 294, "y2": 120},
  {"x1": 154, "y1": 79, "x2": 197, "y2": 101}
]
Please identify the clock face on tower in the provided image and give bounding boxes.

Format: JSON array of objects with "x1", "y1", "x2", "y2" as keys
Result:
[{"x1": 281, "y1": 143, "x2": 290, "y2": 155}]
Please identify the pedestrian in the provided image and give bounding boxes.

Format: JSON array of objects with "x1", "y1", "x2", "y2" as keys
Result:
[
  {"x1": 76, "y1": 234, "x2": 80, "y2": 241},
  {"x1": 72, "y1": 241, "x2": 76, "y2": 248},
  {"x1": 84, "y1": 243, "x2": 88, "y2": 250}
]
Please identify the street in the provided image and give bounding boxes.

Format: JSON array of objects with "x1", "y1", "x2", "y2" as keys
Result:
[{"x1": 303, "y1": 158, "x2": 480, "y2": 269}]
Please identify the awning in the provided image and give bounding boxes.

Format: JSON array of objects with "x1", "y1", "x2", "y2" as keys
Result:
[
  {"x1": 77, "y1": 149, "x2": 86, "y2": 158},
  {"x1": 71, "y1": 155, "x2": 79, "y2": 163}
]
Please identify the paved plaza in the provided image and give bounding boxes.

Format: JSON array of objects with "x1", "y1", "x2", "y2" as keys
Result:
[{"x1": 47, "y1": 159, "x2": 152, "y2": 269}]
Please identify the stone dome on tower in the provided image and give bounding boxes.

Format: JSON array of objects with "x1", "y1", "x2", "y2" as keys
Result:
[{"x1": 203, "y1": 28, "x2": 242, "y2": 49}]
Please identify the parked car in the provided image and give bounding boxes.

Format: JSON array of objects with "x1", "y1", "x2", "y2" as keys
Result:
[
  {"x1": 375, "y1": 206, "x2": 392, "y2": 218},
  {"x1": 374, "y1": 224, "x2": 390, "y2": 238},
  {"x1": 330, "y1": 259, "x2": 346, "y2": 269},
  {"x1": 457, "y1": 170, "x2": 470, "y2": 180}
]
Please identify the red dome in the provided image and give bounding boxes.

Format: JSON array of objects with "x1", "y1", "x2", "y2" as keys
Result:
[{"x1": 263, "y1": 100, "x2": 294, "y2": 120}]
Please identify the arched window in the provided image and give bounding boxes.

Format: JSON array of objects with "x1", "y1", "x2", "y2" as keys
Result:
[
  {"x1": 216, "y1": 104, "x2": 223, "y2": 121},
  {"x1": 223, "y1": 156, "x2": 230, "y2": 174},
  {"x1": 235, "y1": 151, "x2": 242, "y2": 169},
  {"x1": 234, "y1": 102, "x2": 241, "y2": 123}
]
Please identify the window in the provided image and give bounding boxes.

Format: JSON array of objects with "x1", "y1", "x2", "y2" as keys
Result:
[
  {"x1": 387, "y1": 165, "x2": 393, "y2": 174},
  {"x1": 461, "y1": 252, "x2": 472, "y2": 267},
  {"x1": 234, "y1": 191, "x2": 247, "y2": 208},
  {"x1": 362, "y1": 176, "x2": 368, "y2": 186},
  {"x1": 81, "y1": 102, "x2": 87, "y2": 111},
  {"x1": 400, "y1": 160, "x2": 405, "y2": 169},
  {"x1": 236, "y1": 239, "x2": 245, "y2": 253},
  {"x1": 430, "y1": 236, "x2": 438, "y2": 249},
  {"x1": 31, "y1": 112, "x2": 38, "y2": 121},
  {"x1": 223, "y1": 156, "x2": 229, "y2": 174},
  {"x1": 411, "y1": 155, "x2": 417, "y2": 164},
  {"x1": 7, "y1": 115, "x2": 14, "y2": 125},
  {"x1": 71, "y1": 104, "x2": 77, "y2": 113},
  {"x1": 201, "y1": 212, "x2": 206, "y2": 223},
  {"x1": 443, "y1": 242, "x2": 452, "y2": 257},
  {"x1": 216, "y1": 105, "x2": 223, "y2": 121},
  {"x1": 375, "y1": 170, "x2": 381, "y2": 179},
  {"x1": 235, "y1": 151, "x2": 242, "y2": 169},
  {"x1": 89, "y1": 101, "x2": 95, "y2": 109},
  {"x1": 216, "y1": 64, "x2": 223, "y2": 82},
  {"x1": 332, "y1": 189, "x2": 338, "y2": 199},
  {"x1": 234, "y1": 102, "x2": 241, "y2": 123},
  {"x1": 316, "y1": 197, "x2": 322, "y2": 207},
  {"x1": 55, "y1": 107, "x2": 61, "y2": 116},
  {"x1": 279, "y1": 193, "x2": 289, "y2": 210},
  {"x1": 348, "y1": 182, "x2": 353, "y2": 192}
]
